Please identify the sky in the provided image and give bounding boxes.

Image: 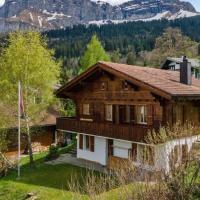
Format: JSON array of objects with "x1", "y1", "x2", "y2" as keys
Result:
[
  {"x1": 182, "y1": 0, "x2": 200, "y2": 11},
  {"x1": 0, "y1": 0, "x2": 199, "y2": 11}
]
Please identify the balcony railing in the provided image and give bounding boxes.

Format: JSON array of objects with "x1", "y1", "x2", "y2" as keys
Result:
[{"x1": 56, "y1": 117, "x2": 152, "y2": 142}]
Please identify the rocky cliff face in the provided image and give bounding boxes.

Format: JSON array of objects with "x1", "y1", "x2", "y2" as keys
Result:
[{"x1": 0, "y1": 0, "x2": 197, "y2": 32}]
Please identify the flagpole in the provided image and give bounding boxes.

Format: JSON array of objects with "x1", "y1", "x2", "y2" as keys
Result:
[{"x1": 18, "y1": 81, "x2": 21, "y2": 178}]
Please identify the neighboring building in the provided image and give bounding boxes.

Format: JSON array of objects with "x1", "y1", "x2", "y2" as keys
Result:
[
  {"x1": 161, "y1": 57, "x2": 200, "y2": 79},
  {"x1": 56, "y1": 60, "x2": 200, "y2": 172},
  {"x1": 5, "y1": 107, "x2": 59, "y2": 157}
]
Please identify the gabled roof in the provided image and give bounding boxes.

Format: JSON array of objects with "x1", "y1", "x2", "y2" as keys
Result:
[
  {"x1": 161, "y1": 57, "x2": 200, "y2": 69},
  {"x1": 56, "y1": 61, "x2": 200, "y2": 100}
]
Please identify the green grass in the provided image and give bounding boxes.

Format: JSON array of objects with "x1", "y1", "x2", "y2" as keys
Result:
[
  {"x1": 3, "y1": 150, "x2": 199, "y2": 200},
  {"x1": 0, "y1": 152, "x2": 88, "y2": 200},
  {"x1": 0, "y1": 151, "x2": 134, "y2": 200}
]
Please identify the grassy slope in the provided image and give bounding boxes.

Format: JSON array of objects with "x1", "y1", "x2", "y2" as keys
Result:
[
  {"x1": 0, "y1": 151, "x2": 127, "y2": 200},
  {"x1": 2, "y1": 151, "x2": 199, "y2": 200},
  {"x1": 0, "y1": 152, "x2": 88, "y2": 200}
]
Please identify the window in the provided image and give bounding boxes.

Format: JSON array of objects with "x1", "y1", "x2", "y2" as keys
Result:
[
  {"x1": 136, "y1": 105, "x2": 147, "y2": 124},
  {"x1": 101, "y1": 82, "x2": 107, "y2": 90},
  {"x1": 82, "y1": 103, "x2": 90, "y2": 115},
  {"x1": 81, "y1": 135, "x2": 95, "y2": 152},
  {"x1": 125, "y1": 105, "x2": 131, "y2": 123},
  {"x1": 85, "y1": 135, "x2": 90, "y2": 150},
  {"x1": 122, "y1": 81, "x2": 129, "y2": 90},
  {"x1": 105, "y1": 104, "x2": 113, "y2": 121}
]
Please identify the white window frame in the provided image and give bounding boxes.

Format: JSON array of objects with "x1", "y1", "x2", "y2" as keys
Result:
[
  {"x1": 137, "y1": 105, "x2": 147, "y2": 124},
  {"x1": 105, "y1": 104, "x2": 113, "y2": 121},
  {"x1": 82, "y1": 103, "x2": 90, "y2": 115}
]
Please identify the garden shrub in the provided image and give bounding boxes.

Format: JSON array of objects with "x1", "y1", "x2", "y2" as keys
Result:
[{"x1": 46, "y1": 145, "x2": 60, "y2": 161}]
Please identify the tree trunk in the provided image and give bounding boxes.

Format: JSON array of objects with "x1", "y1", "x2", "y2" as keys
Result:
[{"x1": 25, "y1": 118, "x2": 34, "y2": 168}]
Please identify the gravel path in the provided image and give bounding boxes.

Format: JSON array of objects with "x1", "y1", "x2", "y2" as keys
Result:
[{"x1": 45, "y1": 153, "x2": 107, "y2": 173}]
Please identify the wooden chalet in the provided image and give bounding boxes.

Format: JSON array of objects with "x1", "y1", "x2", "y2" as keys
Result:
[{"x1": 56, "y1": 59, "x2": 200, "y2": 172}]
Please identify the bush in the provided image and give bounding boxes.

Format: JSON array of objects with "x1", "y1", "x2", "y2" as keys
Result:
[
  {"x1": 0, "y1": 153, "x2": 15, "y2": 178},
  {"x1": 45, "y1": 145, "x2": 60, "y2": 161}
]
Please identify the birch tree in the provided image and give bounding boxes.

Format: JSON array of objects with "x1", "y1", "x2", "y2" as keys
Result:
[{"x1": 0, "y1": 31, "x2": 60, "y2": 167}]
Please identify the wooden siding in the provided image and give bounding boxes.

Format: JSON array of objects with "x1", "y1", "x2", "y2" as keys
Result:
[
  {"x1": 57, "y1": 117, "x2": 151, "y2": 142},
  {"x1": 57, "y1": 67, "x2": 200, "y2": 143}
]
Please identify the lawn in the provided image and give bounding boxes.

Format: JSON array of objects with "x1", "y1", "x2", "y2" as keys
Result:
[
  {"x1": 0, "y1": 151, "x2": 131, "y2": 200},
  {"x1": 2, "y1": 151, "x2": 199, "y2": 200},
  {"x1": 0, "y1": 152, "x2": 88, "y2": 200}
]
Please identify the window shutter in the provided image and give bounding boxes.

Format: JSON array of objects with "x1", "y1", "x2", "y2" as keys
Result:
[
  {"x1": 112, "y1": 105, "x2": 116, "y2": 123},
  {"x1": 90, "y1": 103, "x2": 94, "y2": 116},
  {"x1": 90, "y1": 136, "x2": 95, "y2": 152},
  {"x1": 79, "y1": 134, "x2": 83, "y2": 149},
  {"x1": 147, "y1": 105, "x2": 154, "y2": 125},
  {"x1": 80, "y1": 103, "x2": 83, "y2": 115}
]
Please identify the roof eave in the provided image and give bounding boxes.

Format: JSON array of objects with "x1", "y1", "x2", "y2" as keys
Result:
[
  {"x1": 56, "y1": 63, "x2": 100, "y2": 97},
  {"x1": 171, "y1": 94, "x2": 200, "y2": 100},
  {"x1": 99, "y1": 62, "x2": 172, "y2": 100}
]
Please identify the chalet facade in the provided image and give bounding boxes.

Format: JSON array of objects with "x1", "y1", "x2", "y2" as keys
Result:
[{"x1": 56, "y1": 59, "x2": 200, "y2": 172}]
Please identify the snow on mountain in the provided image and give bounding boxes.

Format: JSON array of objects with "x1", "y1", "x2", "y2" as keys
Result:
[
  {"x1": 168, "y1": 9, "x2": 199, "y2": 20},
  {"x1": 89, "y1": 9, "x2": 200, "y2": 25},
  {"x1": 91, "y1": 0, "x2": 131, "y2": 6},
  {"x1": 0, "y1": 0, "x2": 198, "y2": 32}
]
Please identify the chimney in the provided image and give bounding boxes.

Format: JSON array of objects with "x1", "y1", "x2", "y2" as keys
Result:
[{"x1": 180, "y1": 56, "x2": 192, "y2": 85}]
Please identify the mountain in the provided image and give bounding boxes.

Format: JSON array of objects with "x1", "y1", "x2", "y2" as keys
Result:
[{"x1": 0, "y1": 0, "x2": 198, "y2": 32}]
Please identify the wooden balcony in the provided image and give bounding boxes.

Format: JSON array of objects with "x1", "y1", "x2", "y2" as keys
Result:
[{"x1": 56, "y1": 117, "x2": 151, "y2": 142}]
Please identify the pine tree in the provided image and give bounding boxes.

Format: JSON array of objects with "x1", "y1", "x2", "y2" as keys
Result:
[
  {"x1": 111, "y1": 50, "x2": 121, "y2": 63},
  {"x1": 79, "y1": 35, "x2": 110, "y2": 74},
  {"x1": 126, "y1": 51, "x2": 136, "y2": 65}
]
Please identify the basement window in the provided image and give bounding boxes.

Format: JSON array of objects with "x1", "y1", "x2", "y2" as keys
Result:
[{"x1": 82, "y1": 135, "x2": 95, "y2": 152}]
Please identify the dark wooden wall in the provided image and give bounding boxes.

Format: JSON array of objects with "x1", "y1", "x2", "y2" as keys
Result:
[{"x1": 60, "y1": 71, "x2": 200, "y2": 137}]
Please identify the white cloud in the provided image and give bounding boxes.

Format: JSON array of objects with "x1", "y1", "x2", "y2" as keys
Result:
[{"x1": 0, "y1": 0, "x2": 5, "y2": 7}]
